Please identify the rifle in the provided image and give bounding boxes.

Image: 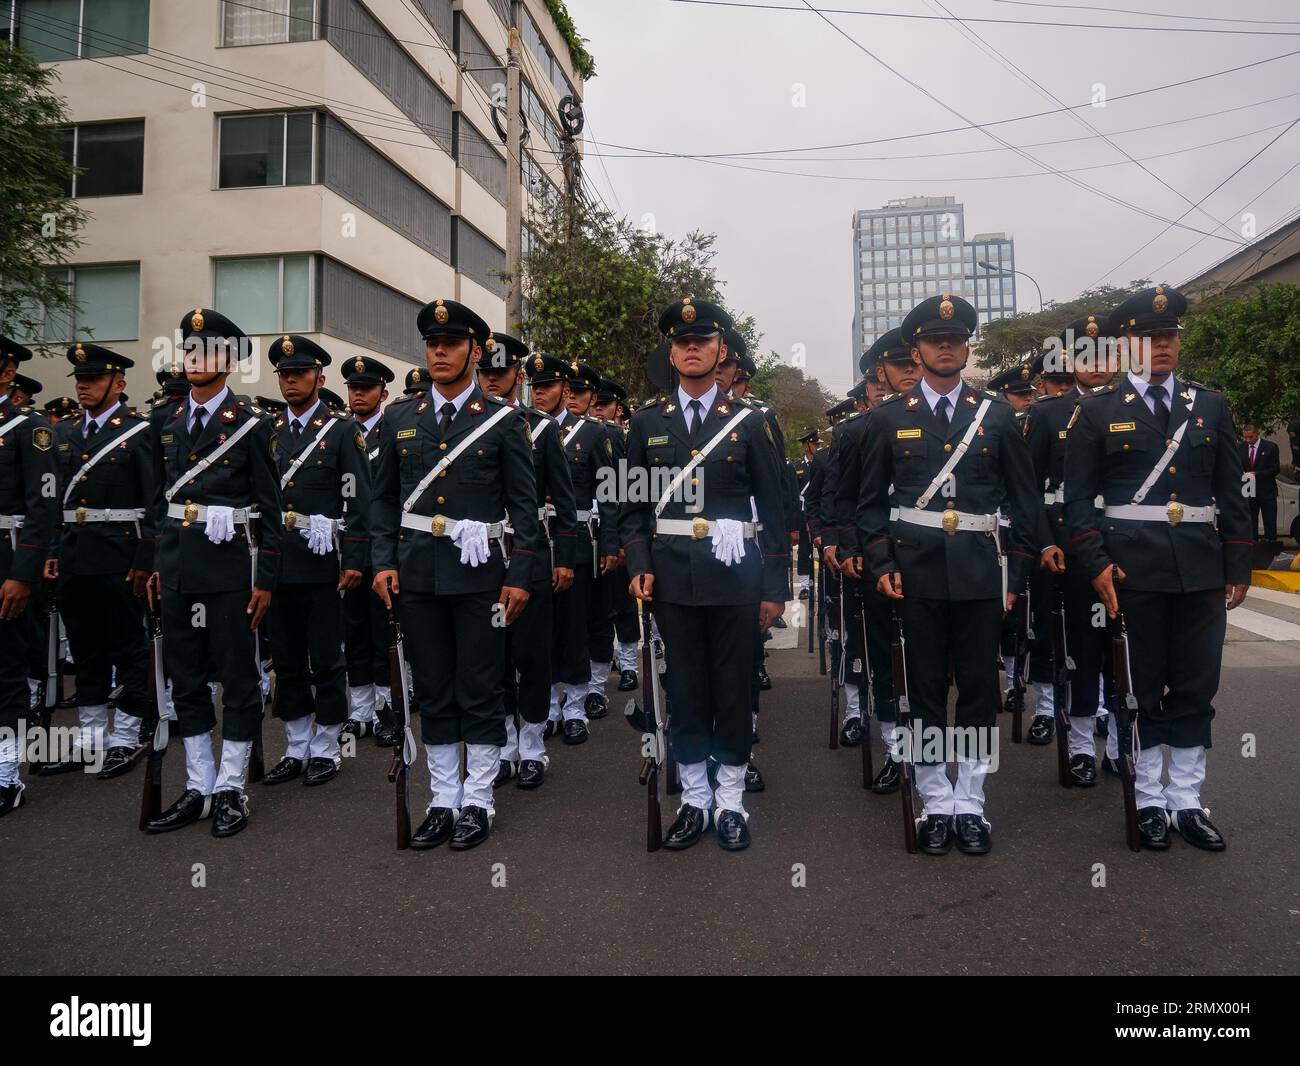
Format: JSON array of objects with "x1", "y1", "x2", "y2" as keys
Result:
[
  {"x1": 806, "y1": 536, "x2": 815, "y2": 655},
  {"x1": 636, "y1": 600, "x2": 663, "y2": 852},
  {"x1": 139, "y1": 601, "x2": 173, "y2": 830},
  {"x1": 1110, "y1": 609, "x2": 1142, "y2": 853},
  {"x1": 859, "y1": 590, "x2": 873, "y2": 789},
  {"x1": 829, "y1": 572, "x2": 842, "y2": 749},
  {"x1": 1048, "y1": 580, "x2": 1073, "y2": 789},
  {"x1": 1006, "y1": 590, "x2": 1028, "y2": 744},
  {"x1": 386, "y1": 599, "x2": 414, "y2": 850},
  {"x1": 30, "y1": 581, "x2": 59, "y2": 770},
  {"x1": 890, "y1": 606, "x2": 918, "y2": 854},
  {"x1": 817, "y1": 559, "x2": 827, "y2": 676}
]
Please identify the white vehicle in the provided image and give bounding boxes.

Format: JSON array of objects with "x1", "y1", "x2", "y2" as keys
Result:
[{"x1": 1279, "y1": 474, "x2": 1299, "y2": 544}]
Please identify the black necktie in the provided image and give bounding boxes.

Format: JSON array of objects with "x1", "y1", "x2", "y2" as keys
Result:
[
  {"x1": 935, "y1": 395, "x2": 951, "y2": 432},
  {"x1": 191, "y1": 407, "x2": 206, "y2": 437},
  {"x1": 291, "y1": 419, "x2": 303, "y2": 447},
  {"x1": 85, "y1": 420, "x2": 99, "y2": 443},
  {"x1": 688, "y1": 399, "x2": 703, "y2": 435},
  {"x1": 1151, "y1": 386, "x2": 1169, "y2": 433},
  {"x1": 439, "y1": 402, "x2": 456, "y2": 435}
]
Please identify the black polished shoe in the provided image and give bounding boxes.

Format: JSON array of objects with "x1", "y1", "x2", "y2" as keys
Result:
[
  {"x1": 543, "y1": 719, "x2": 559, "y2": 739},
  {"x1": 1137, "y1": 806, "x2": 1170, "y2": 850},
  {"x1": 1101, "y1": 754, "x2": 1122, "y2": 777},
  {"x1": 36, "y1": 757, "x2": 81, "y2": 776},
  {"x1": 517, "y1": 759, "x2": 546, "y2": 789},
  {"x1": 562, "y1": 720, "x2": 589, "y2": 745},
  {"x1": 1095, "y1": 715, "x2": 1109, "y2": 737},
  {"x1": 262, "y1": 756, "x2": 303, "y2": 785},
  {"x1": 663, "y1": 805, "x2": 708, "y2": 850},
  {"x1": 211, "y1": 789, "x2": 250, "y2": 838},
  {"x1": 449, "y1": 805, "x2": 491, "y2": 850},
  {"x1": 1171, "y1": 808, "x2": 1226, "y2": 851},
  {"x1": 340, "y1": 719, "x2": 370, "y2": 741},
  {"x1": 953, "y1": 814, "x2": 992, "y2": 855},
  {"x1": 1026, "y1": 715, "x2": 1054, "y2": 745},
  {"x1": 744, "y1": 759, "x2": 765, "y2": 792},
  {"x1": 145, "y1": 789, "x2": 211, "y2": 833},
  {"x1": 302, "y1": 757, "x2": 338, "y2": 786},
  {"x1": 771, "y1": 615, "x2": 787, "y2": 629},
  {"x1": 757, "y1": 667, "x2": 772, "y2": 691},
  {"x1": 798, "y1": 586, "x2": 810, "y2": 601},
  {"x1": 584, "y1": 692, "x2": 608, "y2": 720},
  {"x1": 1068, "y1": 754, "x2": 1098, "y2": 787},
  {"x1": 373, "y1": 723, "x2": 398, "y2": 748},
  {"x1": 96, "y1": 746, "x2": 137, "y2": 780},
  {"x1": 0, "y1": 782, "x2": 25, "y2": 818},
  {"x1": 871, "y1": 757, "x2": 901, "y2": 794},
  {"x1": 715, "y1": 809, "x2": 751, "y2": 851},
  {"x1": 918, "y1": 814, "x2": 954, "y2": 856},
  {"x1": 840, "y1": 717, "x2": 864, "y2": 747},
  {"x1": 410, "y1": 807, "x2": 456, "y2": 849},
  {"x1": 617, "y1": 669, "x2": 638, "y2": 692},
  {"x1": 493, "y1": 760, "x2": 515, "y2": 788}
]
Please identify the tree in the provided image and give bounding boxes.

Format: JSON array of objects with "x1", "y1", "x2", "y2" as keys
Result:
[
  {"x1": 974, "y1": 281, "x2": 1151, "y2": 371},
  {"x1": 0, "y1": 43, "x2": 86, "y2": 343},
  {"x1": 748, "y1": 353, "x2": 838, "y2": 458},
  {"x1": 1181, "y1": 283, "x2": 1300, "y2": 429}
]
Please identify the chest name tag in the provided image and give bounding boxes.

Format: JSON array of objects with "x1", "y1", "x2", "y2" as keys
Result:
[
  {"x1": 647, "y1": 436, "x2": 670, "y2": 446},
  {"x1": 1109, "y1": 422, "x2": 1136, "y2": 433},
  {"x1": 396, "y1": 428, "x2": 417, "y2": 440},
  {"x1": 161, "y1": 434, "x2": 174, "y2": 444},
  {"x1": 896, "y1": 429, "x2": 922, "y2": 439}
]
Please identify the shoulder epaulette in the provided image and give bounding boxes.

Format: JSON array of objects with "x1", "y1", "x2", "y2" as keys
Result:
[
  {"x1": 1183, "y1": 379, "x2": 1217, "y2": 392},
  {"x1": 875, "y1": 392, "x2": 905, "y2": 407},
  {"x1": 639, "y1": 395, "x2": 667, "y2": 410},
  {"x1": 843, "y1": 409, "x2": 865, "y2": 423},
  {"x1": 486, "y1": 394, "x2": 506, "y2": 406}
]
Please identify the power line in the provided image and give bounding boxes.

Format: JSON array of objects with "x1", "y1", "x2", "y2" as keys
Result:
[{"x1": 990, "y1": 1, "x2": 1300, "y2": 26}]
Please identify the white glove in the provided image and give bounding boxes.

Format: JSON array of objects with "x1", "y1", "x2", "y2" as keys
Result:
[
  {"x1": 205, "y1": 505, "x2": 235, "y2": 545},
  {"x1": 303, "y1": 514, "x2": 334, "y2": 556},
  {"x1": 711, "y1": 518, "x2": 746, "y2": 567},
  {"x1": 452, "y1": 519, "x2": 490, "y2": 567}
]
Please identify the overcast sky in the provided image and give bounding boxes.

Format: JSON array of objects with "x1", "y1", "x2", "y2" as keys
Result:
[{"x1": 566, "y1": 0, "x2": 1300, "y2": 392}]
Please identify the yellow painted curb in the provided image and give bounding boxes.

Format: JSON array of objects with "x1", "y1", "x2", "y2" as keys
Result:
[{"x1": 1250, "y1": 570, "x2": 1300, "y2": 593}]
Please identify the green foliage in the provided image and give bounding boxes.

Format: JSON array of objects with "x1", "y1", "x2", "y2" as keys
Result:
[
  {"x1": 1181, "y1": 284, "x2": 1300, "y2": 430},
  {"x1": 974, "y1": 281, "x2": 1151, "y2": 371},
  {"x1": 542, "y1": 0, "x2": 596, "y2": 80},
  {"x1": 0, "y1": 44, "x2": 87, "y2": 344},
  {"x1": 749, "y1": 353, "x2": 838, "y2": 458}
]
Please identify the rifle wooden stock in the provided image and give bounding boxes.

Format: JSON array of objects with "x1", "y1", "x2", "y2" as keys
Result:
[
  {"x1": 139, "y1": 606, "x2": 166, "y2": 831},
  {"x1": 641, "y1": 601, "x2": 663, "y2": 852},
  {"x1": 1110, "y1": 612, "x2": 1142, "y2": 853},
  {"x1": 1048, "y1": 581, "x2": 1072, "y2": 789},
  {"x1": 388, "y1": 603, "x2": 412, "y2": 851},
  {"x1": 860, "y1": 596, "x2": 873, "y2": 789},
  {"x1": 817, "y1": 561, "x2": 827, "y2": 676},
  {"x1": 890, "y1": 608, "x2": 918, "y2": 854},
  {"x1": 1007, "y1": 595, "x2": 1027, "y2": 744},
  {"x1": 806, "y1": 540, "x2": 815, "y2": 655}
]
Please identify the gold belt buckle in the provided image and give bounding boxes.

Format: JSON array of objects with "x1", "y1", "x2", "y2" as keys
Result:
[
  {"x1": 691, "y1": 517, "x2": 710, "y2": 540},
  {"x1": 284, "y1": 509, "x2": 297, "y2": 532},
  {"x1": 1166, "y1": 500, "x2": 1184, "y2": 526},
  {"x1": 431, "y1": 515, "x2": 446, "y2": 536},
  {"x1": 941, "y1": 509, "x2": 960, "y2": 536},
  {"x1": 74, "y1": 506, "x2": 87, "y2": 525},
  {"x1": 182, "y1": 502, "x2": 198, "y2": 527}
]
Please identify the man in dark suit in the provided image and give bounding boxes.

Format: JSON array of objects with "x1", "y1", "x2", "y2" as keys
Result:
[{"x1": 1240, "y1": 424, "x2": 1279, "y2": 544}]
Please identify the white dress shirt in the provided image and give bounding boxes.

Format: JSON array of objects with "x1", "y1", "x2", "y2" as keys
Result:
[
  {"x1": 677, "y1": 383, "x2": 719, "y2": 430},
  {"x1": 187, "y1": 386, "x2": 231, "y2": 434},
  {"x1": 919, "y1": 376, "x2": 963, "y2": 415},
  {"x1": 81, "y1": 401, "x2": 121, "y2": 439}
]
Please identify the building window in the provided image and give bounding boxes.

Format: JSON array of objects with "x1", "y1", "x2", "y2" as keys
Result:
[
  {"x1": 454, "y1": 219, "x2": 506, "y2": 296},
  {"x1": 457, "y1": 114, "x2": 506, "y2": 206},
  {"x1": 22, "y1": 263, "x2": 141, "y2": 343},
  {"x1": 221, "y1": 0, "x2": 317, "y2": 47},
  {"x1": 16, "y1": 0, "x2": 149, "y2": 61},
  {"x1": 60, "y1": 120, "x2": 144, "y2": 197},
  {"x1": 214, "y1": 255, "x2": 313, "y2": 334},
  {"x1": 319, "y1": 258, "x2": 422, "y2": 361},
  {"x1": 218, "y1": 111, "x2": 316, "y2": 188},
  {"x1": 459, "y1": 13, "x2": 505, "y2": 98},
  {"x1": 412, "y1": 0, "x2": 453, "y2": 46}
]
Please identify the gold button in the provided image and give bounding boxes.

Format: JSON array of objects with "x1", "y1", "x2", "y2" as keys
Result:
[
  {"x1": 1167, "y1": 466, "x2": 1176, "y2": 474},
  {"x1": 81, "y1": 453, "x2": 89, "y2": 461},
  {"x1": 223, "y1": 459, "x2": 230, "y2": 465},
  {"x1": 981, "y1": 447, "x2": 989, "y2": 454},
  {"x1": 439, "y1": 442, "x2": 448, "y2": 451},
  {"x1": 190, "y1": 453, "x2": 197, "y2": 461},
  {"x1": 1057, "y1": 516, "x2": 1065, "y2": 524},
  {"x1": 287, "y1": 481, "x2": 295, "y2": 489},
  {"x1": 946, "y1": 500, "x2": 955, "y2": 508},
  {"x1": 1169, "y1": 492, "x2": 1178, "y2": 501},
  {"x1": 438, "y1": 470, "x2": 446, "y2": 478},
  {"x1": 436, "y1": 496, "x2": 445, "y2": 505},
  {"x1": 690, "y1": 478, "x2": 698, "y2": 487},
  {"x1": 476, "y1": 448, "x2": 484, "y2": 456},
  {"x1": 1122, "y1": 443, "x2": 1130, "y2": 451},
  {"x1": 725, "y1": 455, "x2": 733, "y2": 462},
  {"x1": 904, "y1": 449, "x2": 911, "y2": 456},
  {"x1": 1204, "y1": 436, "x2": 1211, "y2": 443},
  {"x1": 943, "y1": 444, "x2": 952, "y2": 453},
  {"x1": 895, "y1": 538, "x2": 903, "y2": 544},
  {"x1": 1108, "y1": 526, "x2": 1116, "y2": 533},
  {"x1": 187, "y1": 479, "x2": 195, "y2": 484}
]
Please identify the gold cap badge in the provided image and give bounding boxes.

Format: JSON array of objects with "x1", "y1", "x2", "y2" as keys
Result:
[
  {"x1": 485, "y1": 335, "x2": 496, "y2": 352},
  {"x1": 354, "y1": 356, "x2": 366, "y2": 373},
  {"x1": 411, "y1": 368, "x2": 422, "y2": 382},
  {"x1": 1086, "y1": 316, "x2": 1099, "y2": 338},
  {"x1": 533, "y1": 355, "x2": 544, "y2": 371},
  {"x1": 1152, "y1": 286, "x2": 1168, "y2": 313},
  {"x1": 434, "y1": 299, "x2": 449, "y2": 325},
  {"x1": 191, "y1": 309, "x2": 205, "y2": 332},
  {"x1": 681, "y1": 297, "x2": 697, "y2": 325},
  {"x1": 939, "y1": 295, "x2": 955, "y2": 321},
  {"x1": 74, "y1": 343, "x2": 86, "y2": 364},
  {"x1": 281, "y1": 336, "x2": 294, "y2": 357}
]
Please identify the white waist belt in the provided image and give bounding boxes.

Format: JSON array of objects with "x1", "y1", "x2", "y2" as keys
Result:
[
  {"x1": 894, "y1": 507, "x2": 998, "y2": 535},
  {"x1": 655, "y1": 518, "x2": 756, "y2": 540},
  {"x1": 1104, "y1": 503, "x2": 1214, "y2": 525},
  {"x1": 281, "y1": 511, "x2": 343, "y2": 532},
  {"x1": 576, "y1": 509, "x2": 594, "y2": 522},
  {"x1": 0, "y1": 514, "x2": 25, "y2": 529},
  {"x1": 1044, "y1": 488, "x2": 1106, "y2": 508},
  {"x1": 400, "y1": 514, "x2": 504, "y2": 538},
  {"x1": 63, "y1": 507, "x2": 145, "y2": 524},
  {"x1": 166, "y1": 503, "x2": 259, "y2": 524}
]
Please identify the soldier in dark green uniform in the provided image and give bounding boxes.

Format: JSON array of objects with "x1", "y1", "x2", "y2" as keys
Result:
[
  {"x1": 793, "y1": 430, "x2": 817, "y2": 601},
  {"x1": 43, "y1": 396, "x2": 79, "y2": 426},
  {"x1": 8, "y1": 373, "x2": 42, "y2": 409},
  {"x1": 340, "y1": 355, "x2": 397, "y2": 746},
  {"x1": 859, "y1": 294, "x2": 1039, "y2": 856},
  {"x1": 259, "y1": 336, "x2": 371, "y2": 789},
  {"x1": 622, "y1": 298, "x2": 789, "y2": 852},
  {"x1": 479, "y1": 342, "x2": 578, "y2": 790},
  {"x1": 371, "y1": 299, "x2": 542, "y2": 851},
  {"x1": 145, "y1": 309, "x2": 283, "y2": 838},
  {"x1": 1065, "y1": 286, "x2": 1252, "y2": 850},
  {"x1": 0, "y1": 338, "x2": 59, "y2": 816},
  {"x1": 42, "y1": 344, "x2": 155, "y2": 779},
  {"x1": 593, "y1": 377, "x2": 640, "y2": 692}
]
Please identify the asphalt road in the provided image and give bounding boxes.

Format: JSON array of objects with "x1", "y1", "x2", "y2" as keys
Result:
[{"x1": 3, "y1": 599, "x2": 1298, "y2": 976}]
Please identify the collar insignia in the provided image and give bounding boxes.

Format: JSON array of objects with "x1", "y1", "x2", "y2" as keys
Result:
[
  {"x1": 109, "y1": 416, "x2": 122, "y2": 426},
  {"x1": 469, "y1": 400, "x2": 483, "y2": 414},
  {"x1": 665, "y1": 403, "x2": 677, "y2": 414},
  {"x1": 965, "y1": 394, "x2": 978, "y2": 405},
  {"x1": 1196, "y1": 417, "x2": 1205, "y2": 428},
  {"x1": 220, "y1": 408, "x2": 237, "y2": 423},
  {"x1": 416, "y1": 400, "x2": 428, "y2": 414},
  {"x1": 1179, "y1": 389, "x2": 1192, "y2": 402},
  {"x1": 1123, "y1": 393, "x2": 1136, "y2": 404},
  {"x1": 311, "y1": 418, "x2": 324, "y2": 427},
  {"x1": 717, "y1": 403, "x2": 730, "y2": 415},
  {"x1": 905, "y1": 396, "x2": 920, "y2": 408}
]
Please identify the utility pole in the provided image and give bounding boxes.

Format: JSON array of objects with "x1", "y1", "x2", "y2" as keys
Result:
[{"x1": 505, "y1": 10, "x2": 523, "y2": 329}]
